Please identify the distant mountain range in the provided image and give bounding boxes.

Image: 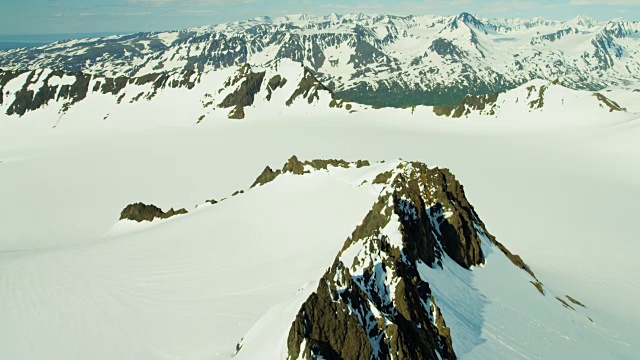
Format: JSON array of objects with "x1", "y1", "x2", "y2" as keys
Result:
[
  {"x1": 0, "y1": 13, "x2": 638, "y2": 108},
  {"x1": 0, "y1": 33, "x2": 126, "y2": 51},
  {"x1": 0, "y1": 43, "x2": 49, "y2": 51}
]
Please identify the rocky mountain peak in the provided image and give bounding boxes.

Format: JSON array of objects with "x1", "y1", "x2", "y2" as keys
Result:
[
  {"x1": 274, "y1": 160, "x2": 546, "y2": 360},
  {"x1": 106, "y1": 157, "x2": 595, "y2": 359},
  {"x1": 456, "y1": 12, "x2": 482, "y2": 26}
]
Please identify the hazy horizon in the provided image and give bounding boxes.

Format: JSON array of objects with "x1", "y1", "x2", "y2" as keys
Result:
[{"x1": 0, "y1": 0, "x2": 638, "y2": 36}]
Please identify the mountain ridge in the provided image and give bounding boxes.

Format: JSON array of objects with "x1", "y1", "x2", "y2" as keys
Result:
[
  {"x1": 178, "y1": 156, "x2": 598, "y2": 360},
  {"x1": 1, "y1": 12, "x2": 639, "y2": 107},
  {"x1": 0, "y1": 63, "x2": 632, "y2": 125},
  {"x1": 0, "y1": 59, "x2": 358, "y2": 124}
]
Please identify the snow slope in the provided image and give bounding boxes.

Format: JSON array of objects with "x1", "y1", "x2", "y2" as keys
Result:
[
  {"x1": 1, "y1": 108, "x2": 640, "y2": 358},
  {"x1": 0, "y1": 167, "x2": 377, "y2": 360}
]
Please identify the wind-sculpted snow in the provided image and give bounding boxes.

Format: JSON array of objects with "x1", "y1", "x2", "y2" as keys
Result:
[{"x1": 1, "y1": 13, "x2": 639, "y2": 107}]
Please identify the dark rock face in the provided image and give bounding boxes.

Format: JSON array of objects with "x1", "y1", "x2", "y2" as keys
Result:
[
  {"x1": 342, "y1": 75, "x2": 512, "y2": 109},
  {"x1": 433, "y1": 92, "x2": 499, "y2": 118},
  {"x1": 5, "y1": 70, "x2": 77, "y2": 116},
  {"x1": 389, "y1": 165, "x2": 485, "y2": 269},
  {"x1": 218, "y1": 65, "x2": 266, "y2": 119},
  {"x1": 0, "y1": 69, "x2": 27, "y2": 106},
  {"x1": 590, "y1": 33, "x2": 623, "y2": 70},
  {"x1": 283, "y1": 161, "x2": 544, "y2": 360},
  {"x1": 251, "y1": 166, "x2": 282, "y2": 188},
  {"x1": 2, "y1": 69, "x2": 95, "y2": 116},
  {"x1": 100, "y1": 76, "x2": 129, "y2": 95},
  {"x1": 348, "y1": 38, "x2": 391, "y2": 69},
  {"x1": 0, "y1": 67, "x2": 203, "y2": 116},
  {"x1": 119, "y1": 202, "x2": 188, "y2": 222},
  {"x1": 429, "y1": 38, "x2": 466, "y2": 59},
  {"x1": 286, "y1": 68, "x2": 334, "y2": 106},
  {"x1": 266, "y1": 75, "x2": 287, "y2": 101},
  {"x1": 527, "y1": 84, "x2": 547, "y2": 109},
  {"x1": 593, "y1": 92, "x2": 625, "y2": 111},
  {"x1": 282, "y1": 155, "x2": 307, "y2": 175},
  {"x1": 531, "y1": 28, "x2": 578, "y2": 45}
]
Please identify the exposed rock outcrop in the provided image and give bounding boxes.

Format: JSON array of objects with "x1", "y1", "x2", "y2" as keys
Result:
[
  {"x1": 266, "y1": 75, "x2": 288, "y2": 101},
  {"x1": 593, "y1": 92, "x2": 625, "y2": 112},
  {"x1": 119, "y1": 202, "x2": 188, "y2": 222},
  {"x1": 527, "y1": 84, "x2": 547, "y2": 109},
  {"x1": 566, "y1": 295, "x2": 586, "y2": 308},
  {"x1": 433, "y1": 92, "x2": 498, "y2": 118},
  {"x1": 0, "y1": 68, "x2": 200, "y2": 116},
  {"x1": 251, "y1": 166, "x2": 282, "y2": 188},
  {"x1": 250, "y1": 156, "x2": 370, "y2": 188},
  {"x1": 218, "y1": 65, "x2": 266, "y2": 119},
  {"x1": 287, "y1": 68, "x2": 337, "y2": 106}
]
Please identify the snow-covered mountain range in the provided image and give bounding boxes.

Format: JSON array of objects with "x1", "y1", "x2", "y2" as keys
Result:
[
  {"x1": 1, "y1": 13, "x2": 639, "y2": 107},
  {"x1": 0, "y1": 60, "x2": 356, "y2": 126},
  {"x1": 0, "y1": 60, "x2": 632, "y2": 127}
]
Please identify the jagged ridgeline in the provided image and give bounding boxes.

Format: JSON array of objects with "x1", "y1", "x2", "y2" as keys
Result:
[
  {"x1": 0, "y1": 61, "x2": 353, "y2": 120},
  {"x1": 236, "y1": 157, "x2": 561, "y2": 360},
  {"x1": 1, "y1": 13, "x2": 639, "y2": 108},
  {"x1": 0, "y1": 67, "x2": 201, "y2": 116}
]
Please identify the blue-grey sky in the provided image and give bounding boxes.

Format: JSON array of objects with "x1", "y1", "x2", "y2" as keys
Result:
[{"x1": 1, "y1": 0, "x2": 638, "y2": 35}]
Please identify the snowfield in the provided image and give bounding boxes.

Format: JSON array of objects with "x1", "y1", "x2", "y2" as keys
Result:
[{"x1": 1, "y1": 103, "x2": 640, "y2": 359}]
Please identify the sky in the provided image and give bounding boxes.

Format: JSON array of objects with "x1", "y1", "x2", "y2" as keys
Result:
[{"x1": 0, "y1": 0, "x2": 638, "y2": 36}]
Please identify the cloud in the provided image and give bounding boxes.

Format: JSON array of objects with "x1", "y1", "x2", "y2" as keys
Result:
[
  {"x1": 570, "y1": 0, "x2": 640, "y2": 5},
  {"x1": 126, "y1": 0, "x2": 254, "y2": 7},
  {"x1": 309, "y1": 0, "x2": 473, "y2": 16},
  {"x1": 124, "y1": 12, "x2": 155, "y2": 16},
  {"x1": 485, "y1": 0, "x2": 542, "y2": 12},
  {"x1": 48, "y1": 0, "x2": 63, "y2": 8}
]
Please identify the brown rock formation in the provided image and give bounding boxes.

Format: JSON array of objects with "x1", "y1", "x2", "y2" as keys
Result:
[{"x1": 119, "y1": 202, "x2": 188, "y2": 222}]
